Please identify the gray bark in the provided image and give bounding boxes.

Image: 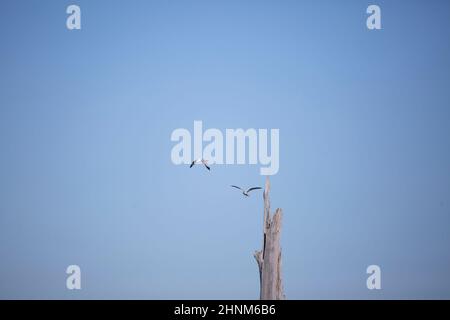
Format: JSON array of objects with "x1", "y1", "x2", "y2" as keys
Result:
[{"x1": 254, "y1": 177, "x2": 285, "y2": 300}]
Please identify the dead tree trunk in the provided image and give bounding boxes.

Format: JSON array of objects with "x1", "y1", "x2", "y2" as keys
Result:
[{"x1": 254, "y1": 177, "x2": 285, "y2": 300}]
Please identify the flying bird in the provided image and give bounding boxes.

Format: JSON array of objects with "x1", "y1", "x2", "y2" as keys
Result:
[
  {"x1": 190, "y1": 158, "x2": 210, "y2": 171},
  {"x1": 230, "y1": 185, "x2": 262, "y2": 197}
]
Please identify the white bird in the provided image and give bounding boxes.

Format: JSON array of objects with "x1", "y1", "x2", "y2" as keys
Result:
[
  {"x1": 190, "y1": 158, "x2": 210, "y2": 171},
  {"x1": 230, "y1": 185, "x2": 262, "y2": 197}
]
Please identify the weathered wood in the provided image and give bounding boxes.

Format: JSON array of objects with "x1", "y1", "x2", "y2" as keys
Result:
[{"x1": 254, "y1": 177, "x2": 285, "y2": 300}]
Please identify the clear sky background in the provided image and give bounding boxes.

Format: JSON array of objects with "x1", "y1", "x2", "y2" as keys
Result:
[{"x1": 0, "y1": 0, "x2": 449, "y2": 299}]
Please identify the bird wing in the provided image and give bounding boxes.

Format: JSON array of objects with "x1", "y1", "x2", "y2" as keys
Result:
[
  {"x1": 246, "y1": 187, "x2": 262, "y2": 193},
  {"x1": 204, "y1": 163, "x2": 211, "y2": 171},
  {"x1": 189, "y1": 160, "x2": 196, "y2": 168},
  {"x1": 231, "y1": 185, "x2": 243, "y2": 191}
]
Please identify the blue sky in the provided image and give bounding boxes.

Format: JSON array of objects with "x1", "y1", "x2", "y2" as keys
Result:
[{"x1": 0, "y1": 0, "x2": 449, "y2": 299}]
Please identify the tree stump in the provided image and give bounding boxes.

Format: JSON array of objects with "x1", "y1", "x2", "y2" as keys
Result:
[{"x1": 254, "y1": 177, "x2": 285, "y2": 300}]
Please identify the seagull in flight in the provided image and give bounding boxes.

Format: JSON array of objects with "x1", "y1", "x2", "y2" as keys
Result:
[
  {"x1": 190, "y1": 158, "x2": 210, "y2": 171},
  {"x1": 230, "y1": 185, "x2": 262, "y2": 197}
]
